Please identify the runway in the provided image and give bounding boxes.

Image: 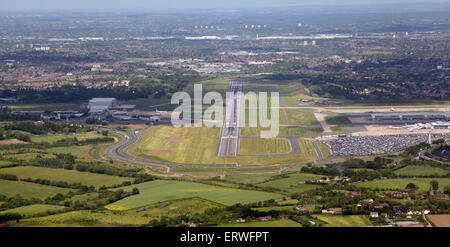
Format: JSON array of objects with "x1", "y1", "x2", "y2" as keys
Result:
[{"x1": 216, "y1": 80, "x2": 243, "y2": 157}]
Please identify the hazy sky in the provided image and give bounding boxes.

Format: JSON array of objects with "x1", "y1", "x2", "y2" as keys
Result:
[{"x1": 0, "y1": 0, "x2": 448, "y2": 11}]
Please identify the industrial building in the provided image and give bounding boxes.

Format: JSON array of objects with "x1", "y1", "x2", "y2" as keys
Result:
[
  {"x1": 88, "y1": 98, "x2": 116, "y2": 113},
  {"x1": 371, "y1": 112, "x2": 449, "y2": 121}
]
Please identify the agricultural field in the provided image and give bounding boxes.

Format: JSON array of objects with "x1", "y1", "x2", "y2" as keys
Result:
[
  {"x1": 124, "y1": 198, "x2": 223, "y2": 218},
  {"x1": 354, "y1": 178, "x2": 450, "y2": 192},
  {"x1": 239, "y1": 138, "x2": 291, "y2": 155},
  {"x1": 257, "y1": 173, "x2": 324, "y2": 193},
  {"x1": 252, "y1": 206, "x2": 295, "y2": 212},
  {"x1": 0, "y1": 204, "x2": 66, "y2": 217},
  {"x1": 394, "y1": 166, "x2": 449, "y2": 177},
  {"x1": 9, "y1": 210, "x2": 153, "y2": 227},
  {"x1": 218, "y1": 219, "x2": 302, "y2": 227},
  {"x1": 30, "y1": 132, "x2": 103, "y2": 143},
  {"x1": 107, "y1": 180, "x2": 284, "y2": 210},
  {"x1": 0, "y1": 166, "x2": 134, "y2": 188},
  {"x1": 0, "y1": 179, "x2": 72, "y2": 199},
  {"x1": 224, "y1": 173, "x2": 276, "y2": 184},
  {"x1": 314, "y1": 215, "x2": 372, "y2": 227}
]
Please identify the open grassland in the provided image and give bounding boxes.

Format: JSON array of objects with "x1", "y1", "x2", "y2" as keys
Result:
[
  {"x1": 0, "y1": 166, "x2": 134, "y2": 188},
  {"x1": 394, "y1": 166, "x2": 449, "y2": 177},
  {"x1": 9, "y1": 210, "x2": 153, "y2": 227},
  {"x1": 239, "y1": 138, "x2": 291, "y2": 155},
  {"x1": 107, "y1": 180, "x2": 284, "y2": 210},
  {"x1": 298, "y1": 139, "x2": 318, "y2": 159},
  {"x1": 280, "y1": 109, "x2": 318, "y2": 126},
  {"x1": 355, "y1": 178, "x2": 450, "y2": 192},
  {"x1": 224, "y1": 174, "x2": 276, "y2": 184},
  {"x1": 0, "y1": 204, "x2": 65, "y2": 216},
  {"x1": 315, "y1": 215, "x2": 372, "y2": 227},
  {"x1": 125, "y1": 198, "x2": 223, "y2": 218},
  {"x1": 257, "y1": 173, "x2": 324, "y2": 193},
  {"x1": 218, "y1": 219, "x2": 302, "y2": 227},
  {"x1": 317, "y1": 142, "x2": 331, "y2": 159},
  {"x1": 0, "y1": 179, "x2": 72, "y2": 199},
  {"x1": 277, "y1": 81, "x2": 329, "y2": 107},
  {"x1": 30, "y1": 132, "x2": 103, "y2": 143},
  {"x1": 252, "y1": 206, "x2": 295, "y2": 212},
  {"x1": 131, "y1": 125, "x2": 313, "y2": 165},
  {"x1": 324, "y1": 115, "x2": 351, "y2": 125},
  {"x1": 241, "y1": 126, "x2": 322, "y2": 137}
]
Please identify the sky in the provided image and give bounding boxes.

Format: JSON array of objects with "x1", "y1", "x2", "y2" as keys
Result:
[{"x1": 0, "y1": 0, "x2": 448, "y2": 11}]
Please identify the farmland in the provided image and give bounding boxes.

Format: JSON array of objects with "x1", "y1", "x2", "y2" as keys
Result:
[
  {"x1": 0, "y1": 179, "x2": 72, "y2": 199},
  {"x1": 218, "y1": 219, "x2": 302, "y2": 227},
  {"x1": 107, "y1": 180, "x2": 284, "y2": 210},
  {"x1": 394, "y1": 166, "x2": 449, "y2": 177},
  {"x1": 355, "y1": 178, "x2": 450, "y2": 192},
  {"x1": 0, "y1": 166, "x2": 134, "y2": 188},
  {"x1": 314, "y1": 215, "x2": 372, "y2": 227},
  {"x1": 0, "y1": 204, "x2": 65, "y2": 217}
]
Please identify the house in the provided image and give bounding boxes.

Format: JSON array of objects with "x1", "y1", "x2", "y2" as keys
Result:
[
  {"x1": 328, "y1": 208, "x2": 342, "y2": 214},
  {"x1": 258, "y1": 216, "x2": 272, "y2": 221},
  {"x1": 351, "y1": 191, "x2": 361, "y2": 197},
  {"x1": 236, "y1": 218, "x2": 246, "y2": 223},
  {"x1": 370, "y1": 212, "x2": 379, "y2": 218},
  {"x1": 434, "y1": 193, "x2": 449, "y2": 200},
  {"x1": 186, "y1": 221, "x2": 196, "y2": 227},
  {"x1": 391, "y1": 192, "x2": 404, "y2": 198},
  {"x1": 363, "y1": 198, "x2": 374, "y2": 204},
  {"x1": 279, "y1": 215, "x2": 291, "y2": 220},
  {"x1": 373, "y1": 203, "x2": 389, "y2": 209}
]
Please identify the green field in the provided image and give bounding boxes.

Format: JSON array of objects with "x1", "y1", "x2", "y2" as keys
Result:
[
  {"x1": 252, "y1": 206, "x2": 295, "y2": 212},
  {"x1": 324, "y1": 116, "x2": 351, "y2": 125},
  {"x1": 298, "y1": 139, "x2": 318, "y2": 159},
  {"x1": 257, "y1": 173, "x2": 324, "y2": 193},
  {"x1": 241, "y1": 126, "x2": 322, "y2": 137},
  {"x1": 0, "y1": 179, "x2": 72, "y2": 199},
  {"x1": 0, "y1": 204, "x2": 65, "y2": 216},
  {"x1": 0, "y1": 166, "x2": 134, "y2": 188},
  {"x1": 315, "y1": 215, "x2": 372, "y2": 227},
  {"x1": 107, "y1": 180, "x2": 284, "y2": 210},
  {"x1": 280, "y1": 109, "x2": 318, "y2": 126},
  {"x1": 131, "y1": 125, "x2": 313, "y2": 165},
  {"x1": 394, "y1": 166, "x2": 449, "y2": 177},
  {"x1": 9, "y1": 210, "x2": 153, "y2": 227},
  {"x1": 218, "y1": 219, "x2": 302, "y2": 227},
  {"x1": 355, "y1": 178, "x2": 450, "y2": 192},
  {"x1": 224, "y1": 174, "x2": 276, "y2": 184},
  {"x1": 125, "y1": 198, "x2": 222, "y2": 218},
  {"x1": 30, "y1": 132, "x2": 103, "y2": 143},
  {"x1": 239, "y1": 138, "x2": 291, "y2": 155}
]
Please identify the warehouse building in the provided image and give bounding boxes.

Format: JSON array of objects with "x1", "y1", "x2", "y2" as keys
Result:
[{"x1": 88, "y1": 98, "x2": 116, "y2": 113}]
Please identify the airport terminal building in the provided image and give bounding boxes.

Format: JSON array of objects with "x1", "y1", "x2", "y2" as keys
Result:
[{"x1": 371, "y1": 112, "x2": 449, "y2": 121}]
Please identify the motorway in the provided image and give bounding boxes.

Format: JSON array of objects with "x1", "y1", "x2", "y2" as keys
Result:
[{"x1": 216, "y1": 80, "x2": 243, "y2": 157}]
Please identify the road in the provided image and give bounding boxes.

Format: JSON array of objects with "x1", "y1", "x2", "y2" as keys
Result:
[
  {"x1": 217, "y1": 80, "x2": 243, "y2": 157},
  {"x1": 105, "y1": 127, "x2": 176, "y2": 170}
]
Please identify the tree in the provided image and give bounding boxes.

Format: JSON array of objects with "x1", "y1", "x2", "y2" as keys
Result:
[
  {"x1": 430, "y1": 180, "x2": 439, "y2": 191},
  {"x1": 406, "y1": 183, "x2": 418, "y2": 190},
  {"x1": 132, "y1": 187, "x2": 140, "y2": 195}
]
